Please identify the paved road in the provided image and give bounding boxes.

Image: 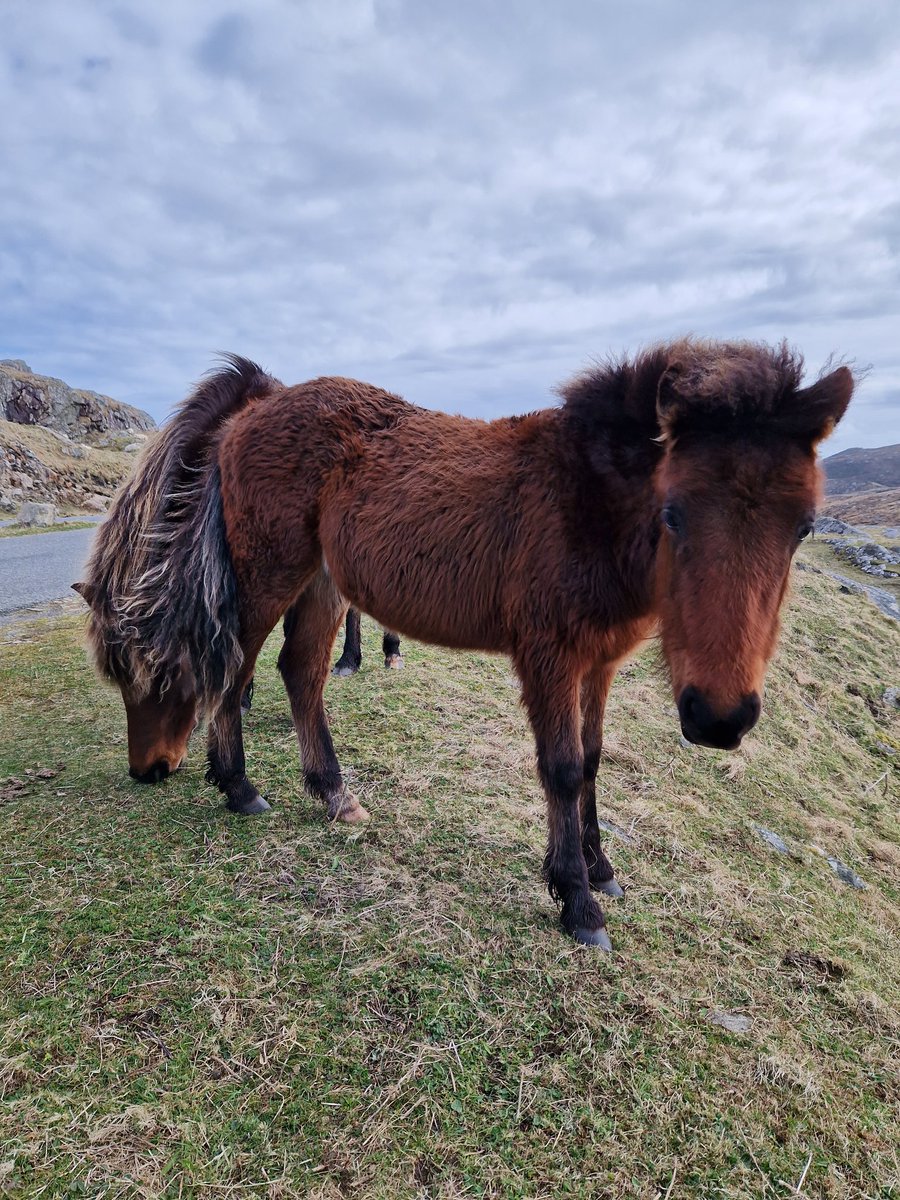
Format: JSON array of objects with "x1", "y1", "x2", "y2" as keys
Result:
[{"x1": 0, "y1": 527, "x2": 98, "y2": 616}]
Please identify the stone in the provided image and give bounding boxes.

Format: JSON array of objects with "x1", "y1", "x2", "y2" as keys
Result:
[
  {"x1": 882, "y1": 687, "x2": 900, "y2": 710},
  {"x1": 82, "y1": 493, "x2": 108, "y2": 513},
  {"x1": 754, "y1": 825, "x2": 790, "y2": 853},
  {"x1": 826, "y1": 857, "x2": 868, "y2": 889},
  {"x1": 16, "y1": 501, "x2": 56, "y2": 527},
  {"x1": 708, "y1": 1010, "x2": 753, "y2": 1034}
]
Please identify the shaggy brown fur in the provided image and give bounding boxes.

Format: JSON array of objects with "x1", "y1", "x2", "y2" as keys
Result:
[{"x1": 77, "y1": 339, "x2": 854, "y2": 947}]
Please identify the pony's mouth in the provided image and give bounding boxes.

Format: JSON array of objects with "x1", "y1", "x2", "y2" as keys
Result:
[
  {"x1": 677, "y1": 687, "x2": 761, "y2": 751},
  {"x1": 129, "y1": 760, "x2": 175, "y2": 784}
]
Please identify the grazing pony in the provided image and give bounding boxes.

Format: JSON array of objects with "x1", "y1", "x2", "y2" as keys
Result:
[{"x1": 74, "y1": 343, "x2": 852, "y2": 948}]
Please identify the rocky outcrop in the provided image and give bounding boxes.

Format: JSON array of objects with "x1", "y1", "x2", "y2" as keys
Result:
[
  {"x1": 0, "y1": 360, "x2": 156, "y2": 513},
  {"x1": 0, "y1": 359, "x2": 155, "y2": 445},
  {"x1": 823, "y1": 538, "x2": 900, "y2": 578}
]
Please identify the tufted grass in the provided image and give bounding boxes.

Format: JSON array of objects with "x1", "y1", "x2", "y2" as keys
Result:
[{"x1": 0, "y1": 552, "x2": 898, "y2": 1198}]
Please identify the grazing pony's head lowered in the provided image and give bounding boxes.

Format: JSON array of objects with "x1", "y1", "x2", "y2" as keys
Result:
[
  {"x1": 563, "y1": 340, "x2": 854, "y2": 749},
  {"x1": 73, "y1": 356, "x2": 280, "y2": 781}
]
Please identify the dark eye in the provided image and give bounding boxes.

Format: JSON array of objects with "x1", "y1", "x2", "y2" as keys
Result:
[
  {"x1": 662, "y1": 504, "x2": 683, "y2": 535},
  {"x1": 798, "y1": 521, "x2": 814, "y2": 542}
]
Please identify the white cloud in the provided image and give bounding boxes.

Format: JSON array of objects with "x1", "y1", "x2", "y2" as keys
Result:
[{"x1": 0, "y1": 0, "x2": 897, "y2": 453}]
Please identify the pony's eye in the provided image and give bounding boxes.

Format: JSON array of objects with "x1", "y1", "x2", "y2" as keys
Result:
[
  {"x1": 798, "y1": 521, "x2": 814, "y2": 541},
  {"x1": 662, "y1": 504, "x2": 683, "y2": 535}
]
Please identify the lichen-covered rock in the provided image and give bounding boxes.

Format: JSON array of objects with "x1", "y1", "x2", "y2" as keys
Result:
[
  {"x1": 0, "y1": 361, "x2": 155, "y2": 444},
  {"x1": 16, "y1": 500, "x2": 56, "y2": 526}
]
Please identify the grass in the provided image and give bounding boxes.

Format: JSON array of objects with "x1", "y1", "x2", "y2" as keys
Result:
[
  {"x1": 1, "y1": 554, "x2": 899, "y2": 1198},
  {"x1": 0, "y1": 522, "x2": 96, "y2": 539}
]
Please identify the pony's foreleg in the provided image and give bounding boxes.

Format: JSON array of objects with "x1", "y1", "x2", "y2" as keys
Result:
[
  {"x1": 206, "y1": 631, "x2": 272, "y2": 815},
  {"x1": 332, "y1": 607, "x2": 362, "y2": 677},
  {"x1": 382, "y1": 629, "x2": 404, "y2": 670},
  {"x1": 278, "y1": 576, "x2": 368, "y2": 823},
  {"x1": 580, "y1": 663, "x2": 623, "y2": 898},
  {"x1": 518, "y1": 658, "x2": 611, "y2": 950}
]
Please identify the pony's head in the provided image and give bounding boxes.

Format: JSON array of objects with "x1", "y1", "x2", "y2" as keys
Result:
[
  {"x1": 73, "y1": 579, "x2": 199, "y2": 781},
  {"x1": 651, "y1": 341, "x2": 853, "y2": 748},
  {"x1": 562, "y1": 339, "x2": 854, "y2": 750}
]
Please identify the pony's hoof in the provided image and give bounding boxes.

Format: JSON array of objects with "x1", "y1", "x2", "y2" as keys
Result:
[
  {"x1": 229, "y1": 794, "x2": 271, "y2": 815},
  {"x1": 332, "y1": 663, "x2": 358, "y2": 677},
  {"x1": 384, "y1": 654, "x2": 404, "y2": 670},
  {"x1": 340, "y1": 802, "x2": 370, "y2": 824},
  {"x1": 598, "y1": 878, "x2": 625, "y2": 899},
  {"x1": 573, "y1": 925, "x2": 613, "y2": 951}
]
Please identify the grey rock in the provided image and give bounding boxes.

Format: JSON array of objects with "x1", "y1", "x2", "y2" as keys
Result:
[
  {"x1": 596, "y1": 818, "x2": 636, "y2": 846},
  {"x1": 16, "y1": 501, "x2": 56, "y2": 527},
  {"x1": 826, "y1": 857, "x2": 868, "y2": 889},
  {"x1": 0, "y1": 359, "x2": 30, "y2": 372},
  {"x1": 754, "y1": 825, "x2": 790, "y2": 854},
  {"x1": 882, "y1": 687, "x2": 900, "y2": 710},
  {"x1": 708, "y1": 1010, "x2": 753, "y2": 1034}
]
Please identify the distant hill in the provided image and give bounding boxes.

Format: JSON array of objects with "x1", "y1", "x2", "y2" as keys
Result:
[
  {"x1": 0, "y1": 359, "x2": 155, "y2": 515},
  {"x1": 822, "y1": 443, "x2": 900, "y2": 496}
]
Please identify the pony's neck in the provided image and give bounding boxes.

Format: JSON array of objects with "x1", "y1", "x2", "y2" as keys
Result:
[{"x1": 556, "y1": 410, "x2": 663, "y2": 623}]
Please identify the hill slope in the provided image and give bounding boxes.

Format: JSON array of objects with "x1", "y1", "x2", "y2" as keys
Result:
[
  {"x1": 0, "y1": 552, "x2": 898, "y2": 1196},
  {"x1": 822, "y1": 443, "x2": 900, "y2": 495}
]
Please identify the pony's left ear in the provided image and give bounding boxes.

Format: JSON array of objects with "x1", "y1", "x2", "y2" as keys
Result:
[
  {"x1": 781, "y1": 365, "x2": 854, "y2": 444},
  {"x1": 72, "y1": 580, "x2": 97, "y2": 605}
]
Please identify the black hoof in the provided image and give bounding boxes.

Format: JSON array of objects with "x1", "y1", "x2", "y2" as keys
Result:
[
  {"x1": 228, "y1": 793, "x2": 271, "y2": 815},
  {"x1": 598, "y1": 878, "x2": 625, "y2": 898},
  {"x1": 573, "y1": 925, "x2": 613, "y2": 951}
]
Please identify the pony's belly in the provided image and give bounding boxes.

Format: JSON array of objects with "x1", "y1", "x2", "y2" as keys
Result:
[{"x1": 325, "y1": 554, "x2": 509, "y2": 654}]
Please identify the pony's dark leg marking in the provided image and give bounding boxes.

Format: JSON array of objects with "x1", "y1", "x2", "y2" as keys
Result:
[
  {"x1": 382, "y1": 628, "x2": 403, "y2": 669},
  {"x1": 518, "y1": 657, "x2": 610, "y2": 949},
  {"x1": 206, "y1": 631, "x2": 272, "y2": 815},
  {"x1": 279, "y1": 575, "x2": 368, "y2": 823},
  {"x1": 332, "y1": 607, "x2": 362, "y2": 677},
  {"x1": 580, "y1": 664, "x2": 622, "y2": 898}
]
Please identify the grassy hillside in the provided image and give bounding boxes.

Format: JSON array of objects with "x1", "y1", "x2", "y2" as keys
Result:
[
  {"x1": 821, "y1": 488, "x2": 900, "y2": 528},
  {"x1": 1, "y1": 557, "x2": 899, "y2": 1198}
]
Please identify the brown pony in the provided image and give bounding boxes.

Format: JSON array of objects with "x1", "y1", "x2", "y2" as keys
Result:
[{"x1": 74, "y1": 343, "x2": 853, "y2": 948}]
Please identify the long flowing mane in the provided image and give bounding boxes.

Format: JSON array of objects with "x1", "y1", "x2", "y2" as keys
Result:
[{"x1": 80, "y1": 355, "x2": 280, "y2": 700}]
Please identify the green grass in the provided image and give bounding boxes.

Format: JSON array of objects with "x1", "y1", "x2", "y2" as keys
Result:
[
  {"x1": 1, "y1": 555, "x2": 899, "y2": 1198},
  {"x1": 0, "y1": 521, "x2": 96, "y2": 539}
]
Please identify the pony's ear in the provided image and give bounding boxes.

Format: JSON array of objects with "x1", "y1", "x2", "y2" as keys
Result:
[
  {"x1": 72, "y1": 580, "x2": 96, "y2": 605},
  {"x1": 780, "y1": 365, "x2": 854, "y2": 444}
]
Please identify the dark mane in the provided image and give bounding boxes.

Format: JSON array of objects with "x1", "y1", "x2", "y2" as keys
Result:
[
  {"x1": 558, "y1": 339, "x2": 807, "y2": 440},
  {"x1": 81, "y1": 355, "x2": 280, "y2": 695}
]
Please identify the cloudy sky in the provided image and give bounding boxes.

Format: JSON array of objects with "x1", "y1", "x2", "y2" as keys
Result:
[{"x1": 2, "y1": 0, "x2": 898, "y2": 452}]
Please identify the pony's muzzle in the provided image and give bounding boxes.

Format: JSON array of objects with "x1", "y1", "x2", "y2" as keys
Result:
[
  {"x1": 677, "y1": 687, "x2": 761, "y2": 751},
  {"x1": 129, "y1": 760, "x2": 172, "y2": 784}
]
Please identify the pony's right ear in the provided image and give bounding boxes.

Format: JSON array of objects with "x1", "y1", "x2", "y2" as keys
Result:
[
  {"x1": 780, "y1": 365, "x2": 855, "y2": 444},
  {"x1": 72, "y1": 580, "x2": 97, "y2": 605}
]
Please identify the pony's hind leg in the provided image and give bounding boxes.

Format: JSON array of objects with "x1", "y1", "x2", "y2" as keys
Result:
[
  {"x1": 580, "y1": 663, "x2": 623, "y2": 898},
  {"x1": 382, "y1": 629, "x2": 404, "y2": 670},
  {"x1": 279, "y1": 575, "x2": 368, "y2": 823},
  {"x1": 517, "y1": 653, "x2": 611, "y2": 950},
  {"x1": 332, "y1": 607, "x2": 362, "y2": 677}
]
